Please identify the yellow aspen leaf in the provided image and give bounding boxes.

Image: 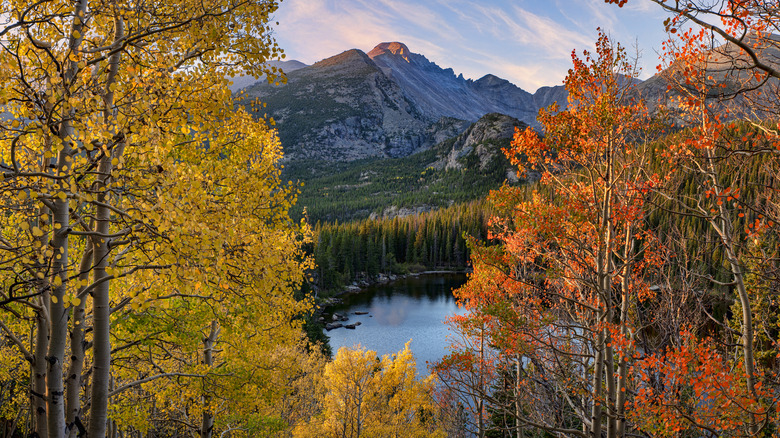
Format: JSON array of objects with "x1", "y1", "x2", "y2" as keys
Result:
[
  {"x1": 51, "y1": 295, "x2": 58, "y2": 303},
  {"x1": 32, "y1": 227, "x2": 44, "y2": 237}
]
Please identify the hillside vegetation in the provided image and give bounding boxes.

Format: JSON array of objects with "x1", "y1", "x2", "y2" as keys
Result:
[{"x1": 287, "y1": 113, "x2": 527, "y2": 223}]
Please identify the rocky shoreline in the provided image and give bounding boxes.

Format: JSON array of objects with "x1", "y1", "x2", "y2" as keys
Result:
[{"x1": 315, "y1": 270, "x2": 466, "y2": 331}]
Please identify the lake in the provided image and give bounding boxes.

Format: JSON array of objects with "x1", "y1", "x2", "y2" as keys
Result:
[{"x1": 324, "y1": 273, "x2": 468, "y2": 371}]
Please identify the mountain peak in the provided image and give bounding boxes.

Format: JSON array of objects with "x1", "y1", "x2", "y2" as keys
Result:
[
  {"x1": 312, "y1": 49, "x2": 374, "y2": 69},
  {"x1": 368, "y1": 42, "x2": 412, "y2": 61},
  {"x1": 474, "y1": 74, "x2": 511, "y2": 88}
]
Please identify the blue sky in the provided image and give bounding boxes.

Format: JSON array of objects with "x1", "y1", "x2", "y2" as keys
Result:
[{"x1": 272, "y1": 0, "x2": 675, "y2": 92}]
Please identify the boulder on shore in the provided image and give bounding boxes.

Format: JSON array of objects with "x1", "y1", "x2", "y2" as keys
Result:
[{"x1": 332, "y1": 312, "x2": 349, "y2": 322}]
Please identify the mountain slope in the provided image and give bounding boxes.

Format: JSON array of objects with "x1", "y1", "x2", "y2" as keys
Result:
[
  {"x1": 368, "y1": 42, "x2": 558, "y2": 126},
  {"x1": 242, "y1": 42, "x2": 569, "y2": 162},
  {"x1": 243, "y1": 49, "x2": 467, "y2": 160},
  {"x1": 229, "y1": 59, "x2": 307, "y2": 92},
  {"x1": 286, "y1": 113, "x2": 528, "y2": 222}
]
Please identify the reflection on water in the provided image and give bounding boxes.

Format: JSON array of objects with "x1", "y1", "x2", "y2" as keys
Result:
[
  {"x1": 325, "y1": 273, "x2": 467, "y2": 369},
  {"x1": 371, "y1": 296, "x2": 410, "y2": 326}
]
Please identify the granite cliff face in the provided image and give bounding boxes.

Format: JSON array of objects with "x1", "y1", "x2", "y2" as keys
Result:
[
  {"x1": 243, "y1": 42, "x2": 567, "y2": 162},
  {"x1": 432, "y1": 113, "x2": 528, "y2": 181}
]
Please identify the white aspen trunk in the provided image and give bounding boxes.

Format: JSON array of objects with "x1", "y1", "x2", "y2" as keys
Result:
[
  {"x1": 704, "y1": 146, "x2": 759, "y2": 434},
  {"x1": 66, "y1": 247, "x2": 92, "y2": 438},
  {"x1": 45, "y1": 1, "x2": 88, "y2": 436},
  {"x1": 33, "y1": 313, "x2": 49, "y2": 438},
  {"x1": 515, "y1": 356, "x2": 522, "y2": 438},
  {"x1": 47, "y1": 130, "x2": 74, "y2": 438},
  {"x1": 590, "y1": 332, "x2": 605, "y2": 438},
  {"x1": 615, "y1": 228, "x2": 634, "y2": 438},
  {"x1": 722, "y1": 234, "x2": 759, "y2": 433},
  {"x1": 87, "y1": 156, "x2": 113, "y2": 438},
  {"x1": 200, "y1": 321, "x2": 220, "y2": 438},
  {"x1": 605, "y1": 324, "x2": 617, "y2": 438},
  {"x1": 478, "y1": 324, "x2": 485, "y2": 438},
  {"x1": 356, "y1": 384, "x2": 363, "y2": 438},
  {"x1": 593, "y1": 135, "x2": 615, "y2": 438},
  {"x1": 605, "y1": 222, "x2": 617, "y2": 438},
  {"x1": 88, "y1": 10, "x2": 124, "y2": 437}
]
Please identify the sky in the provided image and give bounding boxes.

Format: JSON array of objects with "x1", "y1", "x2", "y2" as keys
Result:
[{"x1": 271, "y1": 0, "x2": 676, "y2": 92}]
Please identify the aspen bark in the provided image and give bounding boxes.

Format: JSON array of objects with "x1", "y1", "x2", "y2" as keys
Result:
[
  {"x1": 704, "y1": 146, "x2": 759, "y2": 434},
  {"x1": 200, "y1": 321, "x2": 220, "y2": 438},
  {"x1": 47, "y1": 128, "x2": 73, "y2": 438},
  {"x1": 66, "y1": 247, "x2": 92, "y2": 438},
  {"x1": 515, "y1": 356, "x2": 522, "y2": 438},
  {"x1": 615, "y1": 228, "x2": 634, "y2": 438},
  {"x1": 88, "y1": 9, "x2": 124, "y2": 437},
  {"x1": 87, "y1": 157, "x2": 113, "y2": 438},
  {"x1": 33, "y1": 314, "x2": 49, "y2": 438}
]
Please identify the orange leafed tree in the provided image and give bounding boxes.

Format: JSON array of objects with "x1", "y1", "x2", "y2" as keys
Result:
[
  {"x1": 600, "y1": 1, "x2": 780, "y2": 434},
  {"x1": 436, "y1": 31, "x2": 664, "y2": 438}
]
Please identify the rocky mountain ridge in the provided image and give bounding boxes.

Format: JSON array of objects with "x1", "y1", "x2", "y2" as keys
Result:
[
  {"x1": 243, "y1": 47, "x2": 475, "y2": 160},
  {"x1": 229, "y1": 59, "x2": 307, "y2": 92},
  {"x1": 241, "y1": 42, "x2": 568, "y2": 162},
  {"x1": 431, "y1": 113, "x2": 525, "y2": 177},
  {"x1": 242, "y1": 40, "x2": 764, "y2": 164},
  {"x1": 367, "y1": 42, "x2": 545, "y2": 124}
]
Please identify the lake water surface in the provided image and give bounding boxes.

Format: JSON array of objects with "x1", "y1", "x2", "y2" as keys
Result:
[{"x1": 325, "y1": 273, "x2": 468, "y2": 370}]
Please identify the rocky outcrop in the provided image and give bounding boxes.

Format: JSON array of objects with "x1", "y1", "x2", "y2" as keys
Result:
[
  {"x1": 432, "y1": 113, "x2": 526, "y2": 173},
  {"x1": 369, "y1": 204, "x2": 436, "y2": 220}
]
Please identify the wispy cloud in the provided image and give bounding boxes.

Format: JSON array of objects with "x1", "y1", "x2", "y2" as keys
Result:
[
  {"x1": 353, "y1": 0, "x2": 460, "y2": 39},
  {"x1": 510, "y1": 5, "x2": 594, "y2": 57},
  {"x1": 272, "y1": 0, "x2": 671, "y2": 90},
  {"x1": 274, "y1": 0, "x2": 458, "y2": 64}
]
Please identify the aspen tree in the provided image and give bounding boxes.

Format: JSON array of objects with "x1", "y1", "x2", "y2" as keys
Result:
[{"x1": 0, "y1": 1, "x2": 313, "y2": 436}]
